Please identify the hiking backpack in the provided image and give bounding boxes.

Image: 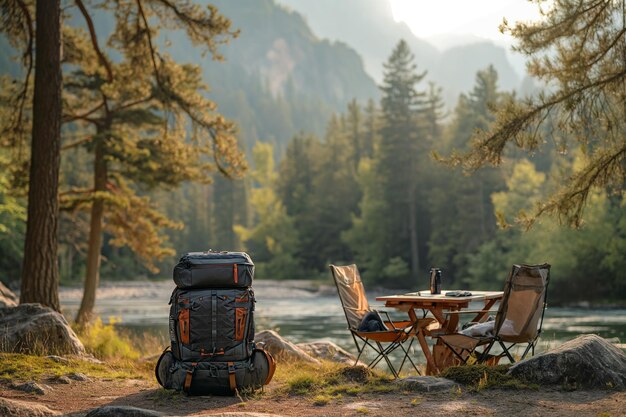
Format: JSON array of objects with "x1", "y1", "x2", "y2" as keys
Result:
[{"x1": 155, "y1": 251, "x2": 275, "y2": 395}]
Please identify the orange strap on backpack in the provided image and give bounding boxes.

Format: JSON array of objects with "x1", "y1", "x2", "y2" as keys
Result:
[
  {"x1": 183, "y1": 362, "x2": 197, "y2": 393},
  {"x1": 227, "y1": 362, "x2": 237, "y2": 392}
]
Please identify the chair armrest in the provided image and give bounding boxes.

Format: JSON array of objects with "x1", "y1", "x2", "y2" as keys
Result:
[{"x1": 378, "y1": 310, "x2": 397, "y2": 330}]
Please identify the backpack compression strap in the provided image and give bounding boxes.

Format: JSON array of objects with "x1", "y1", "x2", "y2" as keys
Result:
[
  {"x1": 183, "y1": 363, "x2": 197, "y2": 393},
  {"x1": 228, "y1": 361, "x2": 236, "y2": 392}
]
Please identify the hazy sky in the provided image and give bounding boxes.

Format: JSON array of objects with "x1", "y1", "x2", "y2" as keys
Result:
[{"x1": 389, "y1": 0, "x2": 545, "y2": 45}]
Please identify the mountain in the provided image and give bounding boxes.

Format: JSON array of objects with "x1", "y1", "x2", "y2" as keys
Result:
[
  {"x1": 432, "y1": 42, "x2": 520, "y2": 104},
  {"x1": 0, "y1": 0, "x2": 379, "y2": 152},
  {"x1": 157, "y1": 0, "x2": 380, "y2": 151},
  {"x1": 276, "y1": 0, "x2": 522, "y2": 105},
  {"x1": 276, "y1": 0, "x2": 439, "y2": 83}
]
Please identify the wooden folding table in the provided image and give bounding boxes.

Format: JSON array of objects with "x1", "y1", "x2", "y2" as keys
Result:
[{"x1": 376, "y1": 290, "x2": 503, "y2": 375}]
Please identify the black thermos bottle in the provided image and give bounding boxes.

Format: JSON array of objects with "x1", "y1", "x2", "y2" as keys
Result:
[{"x1": 430, "y1": 268, "x2": 442, "y2": 294}]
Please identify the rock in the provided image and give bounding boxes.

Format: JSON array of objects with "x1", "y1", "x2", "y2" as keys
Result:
[
  {"x1": 0, "y1": 304, "x2": 85, "y2": 355},
  {"x1": 509, "y1": 334, "x2": 626, "y2": 389},
  {"x1": 255, "y1": 330, "x2": 320, "y2": 364},
  {"x1": 85, "y1": 405, "x2": 165, "y2": 417},
  {"x1": 0, "y1": 281, "x2": 17, "y2": 307},
  {"x1": 297, "y1": 341, "x2": 360, "y2": 365},
  {"x1": 72, "y1": 353, "x2": 104, "y2": 364},
  {"x1": 49, "y1": 375, "x2": 72, "y2": 384},
  {"x1": 66, "y1": 372, "x2": 90, "y2": 381},
  {"x1": 394, "y1": 375, "x2": 460, "y2": 392},
  {"x1": 10, "y1": 381, "x2": 49, "y2": 395},
  {"x1": 45, "y1": 355, "x2": 70, "y2": 364},
  {"x1": 0, "y1": 397, "x2": 58, "y2": 416}
]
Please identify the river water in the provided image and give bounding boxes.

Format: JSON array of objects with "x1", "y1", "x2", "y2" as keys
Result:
[{"x1": 60, "y1": 280, "x2": 626, "y2": 359}]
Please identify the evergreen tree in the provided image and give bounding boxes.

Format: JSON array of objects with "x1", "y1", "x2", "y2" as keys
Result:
[
  {"x1": 362, "y1": 98, "x2": 380, "y2": 159},
  {"x1": 63, "y1": 1, "x2": 246, "y2": 324},
  {"x1": 459, "y1": 0, "x2": 626, "y2": 226},
  {"x1": 346, "y1": 40, "x2": 427, "y2": 286},
  {"x1": 234, "y1": 142, "x2": 303, "y2": 278},
  {"x1": 1, "y1": 0, "x2": 64, "y2": 310},
  {"x1": 428, "y1": 66, "x2": 506, "y2": 285}
]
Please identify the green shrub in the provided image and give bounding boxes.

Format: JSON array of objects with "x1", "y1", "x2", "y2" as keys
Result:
[
  {"x1": 441, "y1": 364, "x2": 538, "y2": 390},
  {"x1": 75, "y1": 317, "x2": 140, "y2": 360}
]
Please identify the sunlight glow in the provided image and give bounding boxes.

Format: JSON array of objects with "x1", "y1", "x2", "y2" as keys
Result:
[{"x1": 389, "y1": 0, "x2": 546, "y2": 44}]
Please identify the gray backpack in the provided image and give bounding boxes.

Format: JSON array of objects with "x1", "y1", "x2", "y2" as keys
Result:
[{"x1": 156, "y1": 251, "x2": 275, "y2": 395}]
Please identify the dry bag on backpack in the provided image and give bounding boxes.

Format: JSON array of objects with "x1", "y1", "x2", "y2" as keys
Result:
[{"x1": 155, "y1": 250, "x2": 275, "y2": 395}]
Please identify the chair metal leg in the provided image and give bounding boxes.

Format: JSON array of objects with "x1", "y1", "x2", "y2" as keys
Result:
[
  {"x1": 376, "y1": 341, "x2": 399, "y2": 378},
  {"x1": 398, "y1": 338, "x2": 421, "y2": 375},
  {"x1": 520, "y1": 340, "x2": 536, "y2": 361},
  {"x1": 498, "y1": 340, "x2": 517, "y2": 363}
]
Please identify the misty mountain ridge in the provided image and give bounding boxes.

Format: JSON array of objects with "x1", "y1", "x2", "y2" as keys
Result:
[
  {"x1": 2, "y1": 0, "x2": 530, "y2": 150},
  {"x1": 277, "y1": 0, "x2": 527, "y2": 104}
]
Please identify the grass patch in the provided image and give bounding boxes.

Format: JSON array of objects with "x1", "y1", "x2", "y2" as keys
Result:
[
  {"x1": 75, "y1": 317, "x2": 138, "y2": 360},
  {"x1": 410, "y1": 396, "x2": 423, "y2": 406},
  {"x1": 0, "y1": 352, "x2": 152, "y2": 383},
  {"x1": 148, "y1": 388, "x2": 184, "y2": 405},
  {"x1": 312, "y1": 394, "x2": 333, "y2": 406},
  {"x1": 441, "y1": 364, "x2": 538, "y2": 391},
  {"x1": 273, "y1": 360, "x2": 398, "y2": 399}
]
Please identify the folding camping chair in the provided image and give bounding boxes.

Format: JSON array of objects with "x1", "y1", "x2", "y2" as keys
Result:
[
  {"x1": 330, "y1": 264, "x2": 434, "y2": 377},
  {"x1": 439, "y1": 263, "x2": 550, "y2": 365}
]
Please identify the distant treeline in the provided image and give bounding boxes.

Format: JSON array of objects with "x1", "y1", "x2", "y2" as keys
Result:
[
  {"x1": 4, "y1": 42, "x2": 622, "y2": 306},
  {"x1": 1, "y1": 4, "x2": 625, "y2": 306}
]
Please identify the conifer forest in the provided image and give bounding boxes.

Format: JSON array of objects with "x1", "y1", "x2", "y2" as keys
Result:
[{"x1": 1, "y1": 0, "x2": 625, "y2": 317}]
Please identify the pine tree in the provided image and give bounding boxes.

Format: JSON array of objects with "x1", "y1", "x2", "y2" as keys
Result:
[
  {"x1": 346, "y1": 40, "x2": 428, "y2": 286},
  {"x1": 234, "y1": 142, "x2": 303, "y2": 278},
  {"x1": 60, "y1": 1, "x2": 246, "y2": 324},
  {"x1": 428, "y1": 66, "x2": 506, "y2": 284},
  {"x1": 459, "y1": 0, "x2": 626, "y2": 226},
  {"x1": 1, "y1": 0, "x2": 64, "y2": 310}
]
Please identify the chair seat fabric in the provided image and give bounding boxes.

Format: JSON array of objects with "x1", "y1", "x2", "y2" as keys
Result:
[
  {"x1": 330, "y1": 264, "x2": 427, "y2": 377},
  {"x1": 438, "y1": 263, "x2": 550, "y2": 365}
]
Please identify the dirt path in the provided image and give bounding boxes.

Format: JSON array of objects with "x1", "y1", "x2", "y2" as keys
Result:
[{"x1": 1, "y1": 377, "x2": 625, "y2": 416}]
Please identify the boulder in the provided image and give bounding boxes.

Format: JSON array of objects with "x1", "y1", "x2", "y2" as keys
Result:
[
  {"x1": 0, "y1": 397, "x2": 58, "y2": 416},
  {"x1": 49, "y1": 375, "x2": 72, "y2": 384},
  {"x1": 0, "y1": 281, "x2": 18, "y2": 307},
  {"x1": 255, "y1": 330, "x2": 320, "y2": 364},
  {"x1": 297, "y1": 341, "x2": 359, "y2": 365},
  {"x1": 45, "y1": 355, "x2": 70, "y2": 364},
  {"x1": 10, "y1": 381, "x2": 49, "y2": 395},
  {"x1": 394, "y1": 375, "x2": 460, "y2": 392},
  {"x1": 85, "y1": 406, "x2": 164, "y2": 417},
  {"x1": 0, "y1": 304, "x2": 85, "y2": 355},
  {"x1": 66, "y1": 372, "x2": 90, "y2": 381},
  {"x1": 509, "y1": 334, "x2": 626, "y2": 389}
]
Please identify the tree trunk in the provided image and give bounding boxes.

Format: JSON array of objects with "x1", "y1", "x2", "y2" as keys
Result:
[
  {"x1": 75, "y1": 134, "x2": 108, "y2": 325},
  {"x1": 408, "y1": 183, "x2": 420, "y2": 283},
  {"x1": 20, "y1": 0, "x2": 62, "y2": 311}
]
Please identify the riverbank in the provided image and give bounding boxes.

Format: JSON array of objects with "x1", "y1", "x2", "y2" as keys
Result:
[{"x1": 1, "y1": 354, "x2": 625, "y2": 417}]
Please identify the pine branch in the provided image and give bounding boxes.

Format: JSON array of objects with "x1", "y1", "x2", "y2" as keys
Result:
[
  {"x1": 9, "y1": 0, "x2": 33, "y2": 149},
  {"x1": 529, "y1": 142, "x2": 626, "y2": 227},
  {"x1": 467, "y1": 67, "x2": 626, "y2": 168},
  {"x1": 74, "y1": 0, "x2": 113, "y2": 83},
  {"x1": 112, "y1": 95, "x2": 154, "y2": 113},
  {"x1": 61, "y1": 135, "x2": 93, "y2": 150},
  {"x1": 62, "y1": 101, "x2": 104, "y2": 123},
  {"x1": 136, "y1": 0, "x2": 165, "y2": 91}
]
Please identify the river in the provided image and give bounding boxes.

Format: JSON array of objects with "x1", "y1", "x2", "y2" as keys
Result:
[{"x1": 60, "y1": 280, "x2": 626, "y2": 359}]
